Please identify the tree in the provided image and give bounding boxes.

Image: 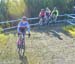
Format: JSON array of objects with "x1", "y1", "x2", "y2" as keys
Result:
[
  {"x1": 0, "y1": 0, "x2": 74, "y2": 20},
  {"x1": 6, "y1": 0, "x2": 27, "y2": 19},
  {"x1": 0, "y1": 0, "x2": 7, "y2": 21}
]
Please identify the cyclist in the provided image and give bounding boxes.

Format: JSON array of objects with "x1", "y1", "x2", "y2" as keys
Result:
[
  {"x1": 17, "y1": 16, "x2": 30, "y2": 55},
  {"x1": 39, "y1": 9, "x2": 46, "y2": 25},
  {"x1": 51, "y1": 7, "x2": 59, "y2": 23},
  {"x1": 45, "y1": 7, "x2": 51, "y2": 24}
]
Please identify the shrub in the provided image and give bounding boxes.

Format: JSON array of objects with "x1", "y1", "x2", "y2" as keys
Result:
[
  {"x1": 0, "y1": 34, "x2": 8, "y2": 47},
  {"x1": 6, "y1": 22, "x2": 11, "y2": 28},
  {"x1": 0, "y1": 27, "x2": 3, "y2": 33},
  {"x1": 63, "y1": 25, "x2": 75, "y2": 37}
]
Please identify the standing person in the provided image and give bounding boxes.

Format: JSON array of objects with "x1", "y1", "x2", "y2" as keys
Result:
[
  {"x1": 39, "y1": 9, "x2": 46, "y2": 25},
  {"x1": 51, "y1": 7, "x2": 59, "y2": 23},
  {"x1": 45, "y1": 7, "x2": 51, "y2": 25}
]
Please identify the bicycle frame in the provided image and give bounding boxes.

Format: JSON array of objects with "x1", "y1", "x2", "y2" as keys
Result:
[
  {"x1": 18, "y1": 33, "x2": 25, "y2": 57},
  {"x1": 51, "y1": 14, "x2": 57, "y2": 22},
  {"x1": 39, "y1": 17, "x2": 45, "y2": 25}
]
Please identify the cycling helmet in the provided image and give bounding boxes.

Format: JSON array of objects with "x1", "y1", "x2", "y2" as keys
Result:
[{"x1": 22, "y1": 16, "x2": 27, "y2": 20}]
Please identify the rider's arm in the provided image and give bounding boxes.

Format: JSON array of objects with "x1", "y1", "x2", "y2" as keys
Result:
[
  {"x1": 56, "y1": 10, "x2": 59, "y2": 16},
  {"x1": 26, "y1": 22, "x2": 31, "y2": 37},
  {"x1": 26, "y1": 22, "x2": 30, "y2": 33},
  {"x1": 17, "y1": 22, "x2": 21, "y2": 33},
  {"x1": 51, "y1": 10, "x2": 54, "y2": 15},
  {"x1": 51, "y1": 10, "x2": 54, "y2": 16}
]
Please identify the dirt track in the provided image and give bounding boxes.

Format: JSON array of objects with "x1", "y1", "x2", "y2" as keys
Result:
[
  {"x1": 0, "y1": 24, "x2": 75, "y2": 64},
  {"x1": 25, "y1": 25, "x2": 75, "y2": 64}
]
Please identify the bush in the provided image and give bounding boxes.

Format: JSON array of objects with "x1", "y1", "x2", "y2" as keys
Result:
[
  {"x1": 63, "y1": 25, "x2": 75, "y2": 37},
  {"x1": 6, "y1": 22, "x2": 11, "y2": 28},
  {"x1": 0, "y1": 34, "x2": 8, "y2": 47},
  {"x1": 0, "y1": 27, "x2": 3, "y2": 33}
]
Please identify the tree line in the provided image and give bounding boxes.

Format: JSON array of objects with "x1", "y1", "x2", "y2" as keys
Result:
[{"x1": 0, "y1": 0, "x2": 75, "y2": 21}]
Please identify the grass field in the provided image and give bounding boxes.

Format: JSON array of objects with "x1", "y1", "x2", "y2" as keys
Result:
[
  {"x1": 63, "y1": 25, "x2": 75, "y2": 37},
  {"x1": 0, "y1": 25, "x2": 75, "y2": 64}
]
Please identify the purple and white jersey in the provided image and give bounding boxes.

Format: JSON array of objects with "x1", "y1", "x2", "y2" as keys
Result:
[{"x1": 17, "y1": 21, "x2": 30, "y2": 33}]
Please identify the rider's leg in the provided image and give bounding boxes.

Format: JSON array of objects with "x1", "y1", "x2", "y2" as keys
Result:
[
  {"x1": 17, "y1": 33, "x2": 21, "y2": 55},
  {"x1": 17, "y1": 44, "x2": 20, "y2": 55},
  {"x1": 22, "y1": 33, "x2": 25, "y2": 56},
  {"x1": 50, "y1": 15, "x2": 54, "y2": 23},
  {"x1": 50, "y1": 15, "x2": 55, "y2": 26},
  {"x1": 47, "y1": 16, "x2": 51, "y2": 25},
  {"x1": 48, "y1": 16, "x2": 51, "y2": 25},
  {"x1": 44, "y1": 16, "x2": 47, "y2": 24},
  {"x1": 53, "y1": 15, "x2": 55, "y2": 23},
  {"x1": 54, "y1": 16, "x2": 57, "y2": 23},
  {"x1": 39, "y1": 18, "x2": 43, "y2": 25},
  {"x1": 17, "y1": 42, "x2": 22, "y2": 57},
  {"x1": 42, "y1": 17, "x2": 44, "y2": 25},
  {"x1": 42, "y1": 16, "x2": 45, "y2": 25}
]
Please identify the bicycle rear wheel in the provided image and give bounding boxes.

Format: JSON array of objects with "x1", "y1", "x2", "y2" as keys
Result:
[
  {"x1": 19, "y1": 41, "x2": 25, "y2": 57},
  {"x1": 17, "y1": 36, "x2": 25, "y2": 57}
]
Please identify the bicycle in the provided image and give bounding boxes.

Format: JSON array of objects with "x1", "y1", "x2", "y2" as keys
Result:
[
  {"x1": 51, "y1": 14, "x2": 57, "y2": 23},
  {"x1": 17, "y1": 33, "x2": 30, "y2": 57},
  {"x1": 45, "y1": 16, "x2": 51, "y2": 25},
  {"x1": 17, "y1": 33, "x2": 25, "y2": 57},
  {"x1": 39, "y1": 17, "x2": 45, "y2": 25}
]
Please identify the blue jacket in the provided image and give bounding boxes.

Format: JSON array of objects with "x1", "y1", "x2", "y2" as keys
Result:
[{"x1": 17, "y1": 21, "x2": 30, "y2": 33}]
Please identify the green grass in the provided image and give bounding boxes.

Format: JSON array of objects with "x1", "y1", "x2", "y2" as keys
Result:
[{"x1": 63, "y1": 25, "x2": 75, "y2": 37}]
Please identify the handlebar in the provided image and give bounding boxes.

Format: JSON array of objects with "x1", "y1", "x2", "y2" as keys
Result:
[{"x1": 18, "y1": 32, "x2": 31, "y2": 38}]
